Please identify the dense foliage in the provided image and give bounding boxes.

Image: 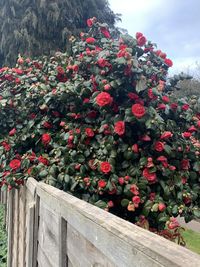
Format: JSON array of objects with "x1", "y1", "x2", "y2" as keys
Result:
[
  {"x1": 0, "y1": 0, "x2": 118, "y2": 66},
  {"x1": 0, "y1": 205, "x2": 7, "y2": 267},
  {"x1": 0, "y1": 19, "x2": 200, "y2": 236}
]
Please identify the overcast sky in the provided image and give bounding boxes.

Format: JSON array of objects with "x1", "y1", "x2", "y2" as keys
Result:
[{"x1": 109, "y1": 0, "x2": 200, "y2": 75}]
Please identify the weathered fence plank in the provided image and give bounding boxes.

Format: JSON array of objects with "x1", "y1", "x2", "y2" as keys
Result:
[{"x1": 2, "y1": 178, "x2": 200, "y2": 267}]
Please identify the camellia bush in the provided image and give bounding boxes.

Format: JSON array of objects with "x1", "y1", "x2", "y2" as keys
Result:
[{"x1": 0, "y1": 17, "x2": 200, "y2": 240}]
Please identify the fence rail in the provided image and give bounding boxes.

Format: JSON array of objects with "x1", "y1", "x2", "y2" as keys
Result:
[{"x1": 1, "y1": 178, "x2": 200, "y2": 267}]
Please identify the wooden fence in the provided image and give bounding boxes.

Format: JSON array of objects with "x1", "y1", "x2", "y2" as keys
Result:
[{"x1": 1, "y1": 178, "x2": 200, "y2": 267}]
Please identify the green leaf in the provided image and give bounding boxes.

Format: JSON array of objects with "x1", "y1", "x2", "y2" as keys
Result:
[
  {"x1": 121, "y1": 199, "x2": 130, "y2": 207},
  {"x1": 94, "y1": 200, "x2": 107, "y2": 209}
]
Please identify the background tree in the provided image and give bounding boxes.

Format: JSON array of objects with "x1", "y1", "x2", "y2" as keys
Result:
[{"x1": 0, "y1": 0, "x2": 118, "y2": 66}]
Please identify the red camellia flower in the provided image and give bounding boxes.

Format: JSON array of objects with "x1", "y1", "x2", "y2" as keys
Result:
[
  {"x1": 128, "y1": 92, "x2": 139, "y2": 100},
  {"x1": 136, "y1": 32, "x2": 143, "y2": 39},
  {"x1": 100, "y1": 27, "x2": 111, "y2": 38},
  {"x1": 41, "y1": 133, "x2": 51, "y2": 145},
  {"x1": 98, "y1": 179, "x2": 107, "y2": 188},
  {"x1": 162, "y1": 95, "x2": 170, "y2": 103},
  {"x1": 170, "y1": 103, "x2": 178, "y2": 110},
  {"x1": 132, "y1": 144, "x2": 139, "y2": 153},
  {"x1": 100, "y1": 161, "x2": 112, "y2": 174},
  {"x1": 87, "y1": 18, "x2": 93, "y2": 27},
  {"x1": 181, "y1": 159, "x2": 190, "y2": 170},
  {"x1": 9, "y1": 128, "x2": 16, "y2": 136},
  {"x1": 86, "y1": 37, "x2": 96, "y2": 44},
  {"x1": 160, "y1": 131, "x2": 173, "y2": 140},
  {"x1": 104, "y1": 84, "x2": 111, "y2": 91},
  {"x1": 1, "y1": 141, "x2": 11, "y2": 151},
  {"x1": 137, "y1": 35, "x2": 146, "y2": 46},
  {"x1": 167, "y1": 217, "x2": 179, "y2": 229},
  {"x1": 149, "y1": 192, "x2": 156, "y2": 201},
  {"x1": 9, "y1": 159, "x2": 21, "y2": 170},
  {"x1": 131, "y1": 104, "x2": 146, "y2": 119},
  {"x1": 158, "y1": 203, "x2": 166, "y2": 212},
  {"x1": 118, "y1": 177, "x2": 125, "y2": 185},
  {"x1": 157, "y1": 103, "x2": 166, "y2": 110},
  {"x1": 182, "y1": 132, "x2": 191, "y2": 138},
  {"x1": 114, "y1": 121, "x2": 125, "y2": 136},
  {"x1": 38, "y1": 156, "x2": 49, "y2": 165},
  {"x1": 43, "y1": 121, "x2": 52, "y2": 129},
  {"x1": 143, "y1": 168, "x2": 157, "y2": 183},
  {"x1": 130, "y1": 184, "x2": 139, "y2": 195},
  {"x1": 188, "y1": 125, "x2": 197, "y2": 132},
  {"x1": 164, "y1": 58, "x2": 173, "y2": 67},
  {"x1": 96, "y1": 92, "x2": 112, "y2": 107},
  {"x1": 148, "y1": 88, "x2": 157, "y2": 100},
  {"x1": 154, "y1": 141, "x2": 165, "y2": 152},
  {"x1": 132, "y1": 196, "x2": 141, "y2": 207},
  {"x1": 85, "y1": 128, "x2": 94, "y2": 137},
  {"x1": 182, "y1": 104, "x2": 190, "y2": 111}
]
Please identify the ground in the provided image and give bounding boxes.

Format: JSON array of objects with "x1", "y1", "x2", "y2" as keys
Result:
[
  {"x1": 0, "y1": 204, "x2": 7, "y2": 267},
  {"x1": 183, "y1": 228, "x2": 200, "y2": 255}
]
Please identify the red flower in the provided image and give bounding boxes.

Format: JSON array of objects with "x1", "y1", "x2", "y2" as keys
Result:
[
  {"x1": 28, "y1": 152, "x2": 36, "y2": 162},
  {"x1": 160, "y1": 131, "x2": 173, "y2": 140},
  {"x1": 157, "y1": 156, "x2": 167, "y2": 162},
  {"x1": 136, "y1": 32, "x2": 143, "y2": 39},
  {"x1": 43, "y1": 121, "x2": 52, "y2": 129},
  {"x1": 100, "y1": 27, "x2": 111, "y2": 38},
  {"x1": 1, "y1": 141, "x2": 11, "y2": 151},
  {"x1": 181, "y1": 159, "x2": 190, "y2": 170},
  {"x1": 131, "y1": 104, "x2": 146, "y2": 119},
  {"x1": 157, "y1": 103, "x2": 166, "y2": 110},
  {"x1": 158, "y1": 203, "x2": 166, "y2": 212},
  {"x1": 132, "y1": 144, "x2": 139, "y2": 153},
  {"x1": 9, "y1": 159, "x2": 21, "y2": 170},
  {"x1": 114, "y1": 121, "x2": 125, "y2": 136},
  {"x1": 148, "y1": 88, "x2": 157, "y2": 100},
  {"x1": 85, "y1": 128, "x2": 94, "y2": 137},
  {"x1": 38, "y1": 156, "x2": 49, "y2": 165},
  {"x1": 104, "y1": 84, "x2": 111, "y2": 91},
  {"x1": 97, "y1": 58, "x2": 108, "y2": 68},
  {"x1": 182, "y1": 104, "x2": 190, "y2": 111},
  {"x1": 9, "y1": 128, "x2": 16, "y2": 136},
  {"x1": 96, "y1": 92, "x2": 112, "y2": 107},
  {"x1": 167, "y1": 217, "x2": 179, "y2": 229},
  {"x1": 188, "y1": 126, "x2": 197, "y2": 132},
  {"x1": 137, "y1": 35, "x2": 146, "y2": 46},
  {"x1": 41, "y1": 133, "x2": 51, "y2": 145},
  {"x1": 182, "y1": 132, "x2": 191, "y2": 138},
  {"x1": 128, "y1": 92, "x2": 139, "y2": 100},
  {"x1": 143, "y1": 168, "x2": 157, "y2": 183},
  {"x1": 132, "y1": 196, "x2": 141, "y2": 207},
  {"x1": 98, "y1": 179, "x2": 107, "y2": 188},
  {"x1": 170, "y1": 103, "x2": 178, "y2": 110},
  {"x1": 100, "y1": 161, "x2": 111, "y2": 174},
  {"x1": 57, "y1": 66, "x2": 65, "y2": 75},
  {"x1": 118, "y1": 177, "x2": 125, "y2": 185},
  {"x1": 130, "y1": 184, "x2": 139, "y2": 195},
  {"x1": 154, "y1": 141, "x2": 165, "y2": 152},
  {"x1": 164, "y1": 58, "x2": 173, "y2": 67},
  {"x1": 87, "y1": 18, "x2": 93, "y2": 27},
  {"x1": 86, "y1": 37, "x2": 96, "y2": 44},
  {"x1": 162, "y1": 95, "x2": 170, "y2": 103},
  {"x1": 197, "y1": 121, "x2": 200, "y2": 128},
  {"x1": 149, "y1": 192, "x2": 156, "y2": 201}
]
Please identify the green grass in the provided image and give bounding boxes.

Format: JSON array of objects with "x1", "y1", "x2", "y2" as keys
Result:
[
  {"x1": 182, "y1": 228, "x2": 200, "y2": 255},
  {"x1": 0, "y1": 204, "x2": 7, "y2": 267}
]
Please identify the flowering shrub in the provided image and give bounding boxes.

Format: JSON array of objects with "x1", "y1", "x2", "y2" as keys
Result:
[{"x1": 0, "y1": 18, "x2": 200, "y2": 235}]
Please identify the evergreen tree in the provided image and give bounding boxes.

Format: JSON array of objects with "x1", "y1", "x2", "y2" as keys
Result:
[{"x1": 0, "y1": 0, "x2": 117, "y2": 66}]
